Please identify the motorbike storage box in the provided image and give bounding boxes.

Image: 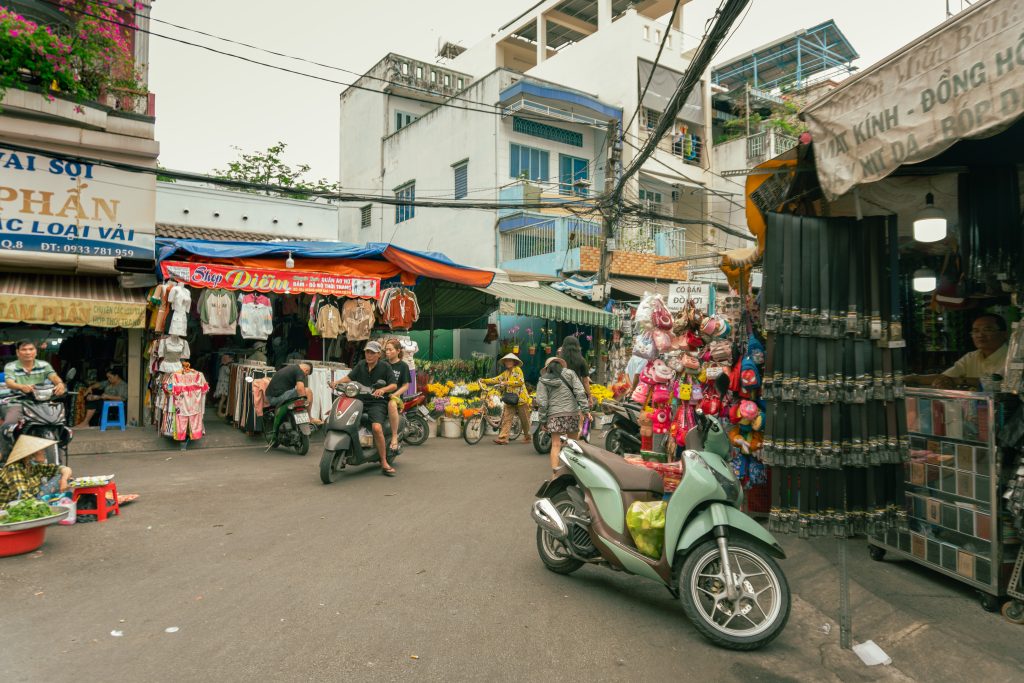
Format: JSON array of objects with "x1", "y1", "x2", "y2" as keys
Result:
[{"x1": 626, "y1": 500, "x2": 667, "y2": 559}]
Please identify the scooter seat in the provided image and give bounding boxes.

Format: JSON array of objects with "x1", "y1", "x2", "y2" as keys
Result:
[{"x1": 576, "y1": 441, "x2": 664, "y2": 494}]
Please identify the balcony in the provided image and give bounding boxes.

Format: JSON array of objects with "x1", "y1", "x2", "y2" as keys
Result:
[
  {"x1": 641, "y1": 127, "x2": 705, "y2": 168},
  {"x1": 746, "y1": 129, "x2": 799, "y2": 162}
]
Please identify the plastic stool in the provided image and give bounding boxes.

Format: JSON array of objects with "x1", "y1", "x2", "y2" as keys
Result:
[
  {"x1": 99, "y1": 401, "x2": 126, "y2": 431},
  {"x1": 72, "y1": 482, "x2": 120, "y2": 522}
]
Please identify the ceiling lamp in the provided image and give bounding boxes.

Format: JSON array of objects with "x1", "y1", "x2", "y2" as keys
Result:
[
  {"x1": 913, "y1": 193, "x2": 947, "y2": 243},
  {"x1": 912, "y1": 267, "x2": 937, "y2": 293},
  {"x1": 285, "y1": 251, "x2": 295, "y2": 269}
]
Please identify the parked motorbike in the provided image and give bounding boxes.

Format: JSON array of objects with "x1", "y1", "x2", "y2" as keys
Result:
[
  {"x1": 531, "y1": 411, "x2": 790, "y2": 650},
  {"x1": 319, "y1": 380, "x2": 408, "y2": 484},
  {"x1": 532, "y1": 411, "x2": 592, "y2": 454},
  {"x1": 257, "y1": 385, "x2": 313, "y2": 455},
  {"x1": 401, "y1": 392, "x2": 430, "y2": 446},
  {"x1": 1, "y1": 383, "x2": 73, "y2": 466},
  {"x1": 600, "y1": 398, "x2": 642, "y2": 456}
]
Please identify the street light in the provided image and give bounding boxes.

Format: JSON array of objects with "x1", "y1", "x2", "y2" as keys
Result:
[
  {"x1": 285, "y1": 251, "x2": 295, "y2": 269},
  {"x1": 913, "y1": 193, "x2": 947, "y2": 243}
]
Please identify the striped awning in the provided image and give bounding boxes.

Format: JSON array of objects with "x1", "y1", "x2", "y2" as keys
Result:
[
  {"x1": 0, "y1": 274, "x2": 148, "y2": 328},
  {"x1": 476, "y1": 281, "x2": 618, "y2": 329},
  {"x1": 608, "y1": 277, "x2": 672, "y2": 301}
]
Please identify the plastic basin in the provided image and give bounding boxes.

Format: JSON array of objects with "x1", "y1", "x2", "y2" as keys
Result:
[{"x1": 0, "y1": 526, "x2": 47, "y2": 557}]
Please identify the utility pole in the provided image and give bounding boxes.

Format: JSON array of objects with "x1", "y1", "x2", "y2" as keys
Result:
[{"x1": 596, "y1": 118, "x2": 621, "y2": 383}]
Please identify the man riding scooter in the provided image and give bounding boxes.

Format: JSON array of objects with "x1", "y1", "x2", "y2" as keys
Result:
[
  {"x1": 330, "y1": 341, "x2": 397, "y2": 475},
  {"x1": 265, "y1": 361, "x2": 313, "y2": 444}
]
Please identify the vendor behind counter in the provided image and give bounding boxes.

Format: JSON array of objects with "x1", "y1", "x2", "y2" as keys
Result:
[{"x1": 907, "y1": 313, "x2": 1009, "y2": 390}]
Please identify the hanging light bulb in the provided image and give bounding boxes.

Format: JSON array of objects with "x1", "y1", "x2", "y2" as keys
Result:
[
  {"x1": 912, "y1": 267, "x2": 937, "y2": 293},
  {"x1": 913, "y1": 192, "x2": 947, "y2": 242},
  {"x1": 285, "y1": 251, "x2": 295, "y2": 269}
]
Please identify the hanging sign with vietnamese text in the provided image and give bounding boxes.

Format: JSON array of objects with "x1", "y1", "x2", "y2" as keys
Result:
[
  {"x1": 161, "y1": 261, "x2": 381, "y2": 297},
  {"x1": 0, "y1": 147, "x2": 155, "y2": 258},
  {"x1": 667, "y1": 282, "x2": 715, "y2": 314},
  {"x1": 804, "y1": 0, "x2": 1024, "y2": 199}
]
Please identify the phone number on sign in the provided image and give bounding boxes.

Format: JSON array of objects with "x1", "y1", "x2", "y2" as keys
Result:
[{"x1": 31, "y1": 242, "x2": 138, "y2": 256}]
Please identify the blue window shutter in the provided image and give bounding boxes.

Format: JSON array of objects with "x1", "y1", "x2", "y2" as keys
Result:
[{"x1": 454, "y1": 162, "x2": 468, "y2": 199}]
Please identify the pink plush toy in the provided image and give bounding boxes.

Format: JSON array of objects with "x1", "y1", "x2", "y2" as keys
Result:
[{"x1": 652, "y1": 406, "x2": 671, "y2": 434}]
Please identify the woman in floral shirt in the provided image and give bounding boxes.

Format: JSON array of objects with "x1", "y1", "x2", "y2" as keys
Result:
[
  {"x1": 481, "y1": 353, "x2": 532, "y2": 445},
  {"x1": 0, "y1": 435, "x2": 71, "y2": 507}
]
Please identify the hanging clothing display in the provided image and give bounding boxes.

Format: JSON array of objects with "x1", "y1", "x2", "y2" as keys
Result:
[
  {"x1": 150, "y1": 283, "x2": 171, "y2": 333},
  {"x1": 167, "y1": 282, "x2": 192, "y2": 337},
  {"x1": 198, "y1": 289, "x2": 238, "y2": 335},
  {"x1": 316, "y1": 302, "x2": 343, "y2": 339},
  {"x1": 239, "y1": 293, "x2": 274, "y2": 340},
  {"x1": 342, "y1": 299, "x2": 375, "y2": 341},
  {"x1": 302, "y1": 362, "x2": 350, "y2": 422},
  {"x1": 161, "y1": 369, "x2": 209, "y2": 441},
  {"x1": 761, "y1": 213, "x2": 909, "y2": 537},
  {"x1": 379, "y1": 287, "x2": 420, "y2": 330},
  {"x1": 401, "y1": 339, "x2": 419, "y2": 396},
  {"x1": 157, "y1": 336, "x2": 190, "y2": 373}
]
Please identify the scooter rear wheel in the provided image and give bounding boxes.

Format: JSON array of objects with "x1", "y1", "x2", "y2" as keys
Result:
[
  {"x1": 405, "y1": 414, "x2": 428, "y2": 446},
  {"x1": 533, "y1": 428, "x2": 551, "y2": 455},
  {"x1": 605, "y1": 428, "x2": 625, "y2": 456},
  {"x1": 678, "y1": 538, "x2": 790, "y2": 650},
  {"x1": 536, "y1": 491, "x2": 585, "y2": 575}
]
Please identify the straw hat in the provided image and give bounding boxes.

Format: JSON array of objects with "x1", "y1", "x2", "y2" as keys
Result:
[
  {"x1": 6, "y1": 435, "x2": 57, "y2": 466},
  {"x1": 544, "y1": 356, "x2": 567, "y2": 370},
  {"x1": 500, "y1": 353, "x2": 522, "y2": 366}
]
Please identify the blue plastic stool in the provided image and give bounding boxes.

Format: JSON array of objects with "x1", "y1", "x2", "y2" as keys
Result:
[{"x1": 99, "y1": 401, "x2": 126, "y2": 432}]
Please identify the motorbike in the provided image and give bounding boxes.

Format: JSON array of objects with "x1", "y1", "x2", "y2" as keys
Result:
[
  {"x1": 1, "y1": 383, "x2": 73, "y2": 466},
  {"x1": 401, "y1": 391, "x2": 430, "y2": 447},
  {"x1": 255, "y1": 381, "x2": 313, "y2": 455},
  {"x1": 531, "y1": 411, "x2": 790, "y2": 650},
  {"x1": 532, "y1": 411, "x2": 592, "y2": 455},
  {"x1": 600, "y1": 398, "x2": 643, "y2": 456},
  {"x1": 319, "y1": 380, "x2": 409, "y2": 484}
]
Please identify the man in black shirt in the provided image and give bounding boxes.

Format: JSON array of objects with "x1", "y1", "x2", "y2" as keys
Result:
[
  {"x1": 332, "y1": 341, "x2": 397, "y2": 474},
  {"x1": 266, "y1": 361, "x2": 313, "y2": 407}
]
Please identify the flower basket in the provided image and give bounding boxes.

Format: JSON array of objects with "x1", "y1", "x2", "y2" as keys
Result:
[{"x1": 528, "y1": 344, "x2": 536, "y2": 356}]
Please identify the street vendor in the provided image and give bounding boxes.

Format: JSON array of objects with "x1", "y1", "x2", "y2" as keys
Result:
[
  {"x1": 481, "y1": 353, "x2": 531, "y2": 446},
  {"x1": 0, "y1": 435, "x2": 71, "y2": 506},
  {"x1": 74, "y1": 367, "x2": 128, "y2": 429},
  {"x1": 907, "y1": 313, "x2": 1009, "y2": 390}
]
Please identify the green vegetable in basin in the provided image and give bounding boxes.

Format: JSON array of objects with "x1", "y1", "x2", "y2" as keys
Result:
[{"x1": 1, "y1": 499, "x2": 56, "y2": 524}]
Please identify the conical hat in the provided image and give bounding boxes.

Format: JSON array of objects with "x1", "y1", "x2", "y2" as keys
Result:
[
  {"x1": 6, "y1": 435, "x2": 57, "y2": 466},
  {"x1": 500, "y1": 353, "x2": 522, "y2": 366}
]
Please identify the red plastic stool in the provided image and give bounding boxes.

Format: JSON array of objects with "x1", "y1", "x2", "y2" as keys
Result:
[{"x1": 72, "y1": 482, "x2": 120, "y2": 522}]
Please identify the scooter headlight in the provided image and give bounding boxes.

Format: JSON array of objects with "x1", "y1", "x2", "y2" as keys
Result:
[{"x1": 344, "y1": 383, "x2": 359, "y2": 398}]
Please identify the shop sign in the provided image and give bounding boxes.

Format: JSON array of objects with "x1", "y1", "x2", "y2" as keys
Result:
[
  {"x1": 160, "y1": 261, "x2": 380, "y2": 297},
  {"x1": 0, "y1": 295, "x2": 146, "y2": 328},
  {"x1": 0, "y1": 147, "x2": 155, "y2": 258},
  {"x1": 667, "y1": 282, "x2": 714, "y2": 313},
  {"x1": 804, "y1": 0, "x2": 1024, "y2": 199}
]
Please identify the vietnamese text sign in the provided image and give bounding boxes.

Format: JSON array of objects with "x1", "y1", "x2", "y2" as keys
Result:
[
  {"x1": 0, "y1": 147, "x2": 156, "y2": 258},
  {"x1": 0, "y1": 294, "x2": 146, "y2": 328},
  {"x1": 667, "y1": 282, "x2": 714, "y2": 313},
  {"x1": 804, "y1": 0, "x2": 1024, "y2": 199},
  {"x1": 161, "y1": 261, "x2": 380, "y2": 297}
]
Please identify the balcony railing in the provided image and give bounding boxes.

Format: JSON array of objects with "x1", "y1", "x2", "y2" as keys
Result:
[
  {"x1": 643, "y1": 128, "x2": 704, "y2": 167},
  {"x1": 747, "y1": 129, "x2": 799, "y2": 161},
  {"x1": 99, "y1": 86, "x2": 156, "y2": 117},
  {"x1": 500, "y1": 216, "x2": 601, "y2": 261}
]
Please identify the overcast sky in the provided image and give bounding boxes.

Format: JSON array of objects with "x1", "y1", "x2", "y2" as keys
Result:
[{"x1": 150, "y1": 0, "x2": 964, "y2": 182}]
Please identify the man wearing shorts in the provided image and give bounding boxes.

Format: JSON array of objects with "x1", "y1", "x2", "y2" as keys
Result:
[{"x1": 332, "y1": 341, "x2": 396, "y2": 474}]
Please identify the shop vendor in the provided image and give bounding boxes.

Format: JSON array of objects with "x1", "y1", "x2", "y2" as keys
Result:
[
  {"x1": 74, "y1": 367, "x2": 128, "y2": 429},
  {"x1": 907, "y1": 313, "x2": 1009, "y2": 390},
  {"x1": 0, "y1": 435, "x2": 71, "y2": 506}
]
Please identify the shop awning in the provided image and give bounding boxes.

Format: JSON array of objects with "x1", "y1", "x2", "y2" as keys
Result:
[
  {"x1": 803, "y1": 0, "x2": 1024, "y2": 199},
  {"x1": 156, "y1": 239, "x2": 495, "y2": 288},
  {"x1": 475, "y1": 281, "x2": 618, "y2": 329},
  {"x1": 0, "y1": 275, "x2": 148, "y2": 328},
  {"x1": 609, "y1": 277, "x2": 672, "y2": 301}
]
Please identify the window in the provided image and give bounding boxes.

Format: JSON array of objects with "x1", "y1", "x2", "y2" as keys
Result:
[
  {"x1": 639, "y1": 187, "x2": 663, "y2": 212},
  {"x1": 509, "y1": 143, "x2": 549, "y2": 182},
  {"x1": 443, "y1": 74, "x2": 451, "y2": 87},
  {"x1": 643, "y1": 25, "x2": 650, "y2": 40},
  {"x1": 453, "y1": 161, "x2": 468, "y2": 200},
  {"x1": 395, "y1": 111, "x2": 417, "y2": 131},
  {"x1": 457, "y1": 78, "x2": 464, "y2": 89},
  {"x1": 430, "y1": 71, "x2": 437, "y2": 83},
  {"x1": 559, "y1": 154, "x2": 589, "y2": 196},
  {"x1": 360, "y1": 205, "x2": 372, "y2": 228},
  {"x1": 416, "y1": 65, "x2": 423, "y2": 79},
  {"x1": 395, "y1": 182, "x2": 415, "y2": 223},
  {"x1": 400, "y1": 62, "x2": 409, "y2": 75},
  {"x1": 643, "y1": 108, "x2": 661, "y2": 131},
  {"x1": 655, "y1": 29, "x2": 662, "y2": 44}
]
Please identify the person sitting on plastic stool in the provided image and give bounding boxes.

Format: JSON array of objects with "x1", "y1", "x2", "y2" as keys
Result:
[
  {"x1": 0, "y1": 435, "x2": 71, "y2": 505},
  {"x1": 74, "y1": 367, "x2": 127, "y2": 429}
]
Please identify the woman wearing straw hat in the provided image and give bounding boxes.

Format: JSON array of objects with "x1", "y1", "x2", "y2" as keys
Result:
[
  {"x1": 481, "y1": 353, "x2": 532, "y2": 445},
  {"x1": 0, "y1": 435, "x2": 71, "y2": 507}
]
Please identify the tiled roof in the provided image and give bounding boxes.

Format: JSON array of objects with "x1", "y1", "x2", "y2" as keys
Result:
[{"x1": 156, "y1": 224, "x2": 308, "y2": 242}]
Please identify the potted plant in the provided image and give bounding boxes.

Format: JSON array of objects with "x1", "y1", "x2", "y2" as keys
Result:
[{"x1": 526, "y1": 328, "x2": 536, "y2": 355}]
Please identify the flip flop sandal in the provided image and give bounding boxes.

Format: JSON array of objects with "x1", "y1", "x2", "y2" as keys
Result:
[
  {"x1": 381, "y1": 466, "x2": 396, "y2": 477},
  {"x1": 493, "y1": 439, "x2": 509, "y2": 445}
]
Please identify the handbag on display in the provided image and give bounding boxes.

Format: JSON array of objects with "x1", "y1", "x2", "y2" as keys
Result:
[{"x1": 632, "y1": 332, "x2": 658, "y2": 360}]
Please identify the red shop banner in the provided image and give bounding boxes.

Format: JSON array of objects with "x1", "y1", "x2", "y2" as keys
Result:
[{"x1": 160, "y1": 261, "x2": 380, "y2": 298}]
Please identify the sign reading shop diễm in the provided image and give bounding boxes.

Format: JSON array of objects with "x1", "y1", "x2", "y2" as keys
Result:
[
  {"x1": 803, "y1": 0, "x2": 1024, "y2": 199},
  {"x1": 161, "y1": 261, "x2": 381, "y2": 297},
  {"x1": 0, "y1": 147, "x2": 155, "y2": 258}
]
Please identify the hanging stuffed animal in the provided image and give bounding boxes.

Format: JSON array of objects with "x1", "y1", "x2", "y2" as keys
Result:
[
  {"x1": 638, "y1": 410, "x2": 653, "y2": 451},
  {"x1": 652, "y1": 406, "x2": 671, "y2": 434},
  {"x1": 728, "y1": 399, "x2": 765, "y2": 454}
]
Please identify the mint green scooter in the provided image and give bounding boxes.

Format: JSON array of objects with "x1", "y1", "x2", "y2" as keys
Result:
[{"x1": 531, "y1": 413, "x2": 790, "y2": 650}]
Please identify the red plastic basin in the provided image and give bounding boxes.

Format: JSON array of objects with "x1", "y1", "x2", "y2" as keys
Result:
[{"x1": 0, "y1": 526, "x2": 47, "y2": 557}]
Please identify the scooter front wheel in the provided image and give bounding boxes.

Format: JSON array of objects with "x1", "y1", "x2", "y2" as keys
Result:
[
  {"x1": 319, "y1": 448, "x2": 345, "y2": 484},
  {"x1": 678, "y1": 538, "x2": 790, "y2": 650}
]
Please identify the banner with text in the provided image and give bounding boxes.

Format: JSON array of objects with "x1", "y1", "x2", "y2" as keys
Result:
[
  {"x1": 0, "y1": 294, "x2": 146, "y2": 328},
  {"x1": 0, "y1": 147, "x2": 156, "y2": 258},
  {"x1": 804, "y1": 0, "x2": 1024, "y2": 199},
  {"x1": 161, "y1": 261, "x2": 381, "y2": 297},
  {"x1": 667, "y1": 282, "x2": 714, "y2": 314}
]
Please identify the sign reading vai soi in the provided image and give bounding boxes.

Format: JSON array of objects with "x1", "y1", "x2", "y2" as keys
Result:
[
  {"x1": 161, "y1": 261, "x2": 381, "y2": 297},
  {"x1": 667, "y1": 282, "x2": 715, "y2": 314},
  {"x1": 0, "y1": 147, "x2": 156, "y2": 258},
  {"x1": 804, "y1": 0, "x2": 1024, "y2": 199}
]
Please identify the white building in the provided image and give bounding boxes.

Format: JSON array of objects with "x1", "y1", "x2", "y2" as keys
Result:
[{"x1": 339, "y1": 0, "x2": 730, "y2": 283}]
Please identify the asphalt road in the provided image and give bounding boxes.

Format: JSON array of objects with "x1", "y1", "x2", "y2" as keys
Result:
[{"x1": 2, "y1": 436, "x2": 1022, "y2": 682}]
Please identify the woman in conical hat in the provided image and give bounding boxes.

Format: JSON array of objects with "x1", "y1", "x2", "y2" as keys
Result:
[
  {"x1": 0, "y1": 435, "x2": 71, "y2": 507},
  {"x1": 481, "y1": 353, "x2": 531, "y2": 445}
]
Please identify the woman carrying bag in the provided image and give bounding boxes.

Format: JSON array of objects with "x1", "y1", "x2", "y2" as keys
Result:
[
  {"x1": 481, "y1": 353, "x2": 532, "y2": 445},
  {"x1": 535, "y1": 356, "x2": 589, "y2": 472}
]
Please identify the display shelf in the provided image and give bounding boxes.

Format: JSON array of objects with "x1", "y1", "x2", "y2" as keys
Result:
[{"x1": 870, "y1": 388, "x2": 1017, "y2": 603}]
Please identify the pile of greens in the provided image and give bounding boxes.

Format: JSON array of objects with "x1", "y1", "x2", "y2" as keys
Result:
[{"x1": 1, "y1": 499, "x2": 54, "y2": 524}]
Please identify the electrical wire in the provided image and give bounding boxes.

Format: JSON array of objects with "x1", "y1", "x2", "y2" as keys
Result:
[{"x1": 622, "y1": 0, "x2": 682, "y2": 136}]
